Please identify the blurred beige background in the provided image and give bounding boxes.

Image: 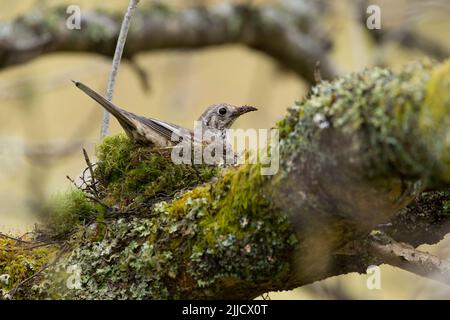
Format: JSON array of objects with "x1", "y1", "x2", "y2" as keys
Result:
[{"x1": 0, "y1": 0, "x2": 449, "y2": 299}]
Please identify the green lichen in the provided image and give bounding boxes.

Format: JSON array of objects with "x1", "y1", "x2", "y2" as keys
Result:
[
  {"x1": 30, "y1": 163, "x2": 295, "y2": 299},
  {"x1": 272, "y1": 61, "x2": 445, "y2": 256},
  {"x1": 277, "y1": 60, "x2": 436, "y2": 179},
  {"x1": 166, "y1": 164, "x2": 296, "y2": 290}
]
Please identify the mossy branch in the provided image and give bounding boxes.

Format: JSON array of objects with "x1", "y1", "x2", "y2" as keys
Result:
[{"x1": 3, "y1": 60, "x2": 450, "y2": 299}]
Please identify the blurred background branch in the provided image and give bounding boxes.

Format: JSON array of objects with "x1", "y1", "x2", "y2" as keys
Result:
[{"x1": 0, "y1": 1, "x2": 338, "y2": 84}]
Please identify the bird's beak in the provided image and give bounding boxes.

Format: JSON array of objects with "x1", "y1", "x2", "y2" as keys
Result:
[{"x1": 235, "y1": 105, "x2": 258, "y2": 116}]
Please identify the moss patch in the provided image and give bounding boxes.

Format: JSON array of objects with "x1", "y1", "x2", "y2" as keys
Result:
[
  {"x1": 42, "y1": 189, "x2": 96, "y2": 239},
  {"x1": 168, "y1": 164, "x2": 297, "y2": 290},
  {"x1": 94, "y1": 134, "x2": 218, "y2": 207},
  {"x1": 0, "y1": 238, "x2": 57, "y2": 299}
]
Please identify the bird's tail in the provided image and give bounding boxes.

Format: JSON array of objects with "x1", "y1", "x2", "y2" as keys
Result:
[{"x1": 72, "y1": 81, "x2": 136, "y2": 130}]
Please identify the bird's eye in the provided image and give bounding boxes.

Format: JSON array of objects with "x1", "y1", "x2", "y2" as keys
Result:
[{"x1": 218, "y1": 107, "x2": 227, "y2": 116}]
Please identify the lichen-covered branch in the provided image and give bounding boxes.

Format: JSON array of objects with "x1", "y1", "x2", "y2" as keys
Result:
[
  {"x1": 2, "y1": 60, "x2": 450, "y2": 299},
  {"x1": 0, "y1": 1, "x2": 337, "y2": 84}
]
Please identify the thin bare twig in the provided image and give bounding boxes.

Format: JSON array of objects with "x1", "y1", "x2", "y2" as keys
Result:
[
  {"x1": 100, "y1": 0, "x2": 140, "y2": 138},
  {"x1": 0, "y1": 241, "x2": 60, "y2": 252},
  {"x1": 66, "y1": 173, "x2": 108, "y2": 210},
  {"x1": 82, "y1": 148, "x2": 98, "y2": 196},
  {"x1": 0, "y1": 232, "x2": 31, "y2": 244}
]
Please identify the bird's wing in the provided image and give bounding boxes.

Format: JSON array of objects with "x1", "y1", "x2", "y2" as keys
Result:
[
  {"x1": 74, "y1": 80, "x2": 195, "y2": 146},
  {"x1": 136, "y1": 116, "x2": 193, "y2": 143}
]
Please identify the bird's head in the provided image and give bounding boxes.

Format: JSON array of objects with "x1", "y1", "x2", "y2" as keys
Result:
[{"x1": 199, "y1": 103, "x2": 258, "y2": 131}]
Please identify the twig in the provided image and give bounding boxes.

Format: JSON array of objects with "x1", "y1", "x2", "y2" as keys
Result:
[
  {"x1": 7, "y1": 243, "x2": 69, "y2": 299},
  {"x1": 314, "y1": 61, "x2": 322, "y2": 83},
  {"x1": 0, "y1": 241, "x2": 60, "y2": 252},
  {"x1": 100, "y1": 0, "x2": 140, "y2": 138},
  {"x1": 0, "y1": 232, "x2": 31, "y2": 244},
  {"x1": 66, "y1": 174, "x2": 109, "y2": 210},
  {"x1": 66, "y1": 175, "x2": 76, "y2": 185},
  {"x1": 261, "y1": 292, "x2": 271, "y2": 300},
  {"x1": 370, "y1": 235, "x2": 450, "y2": 285},
  {"x1": 82, "y1": 148, "x2": 98, "y2": 196}
]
